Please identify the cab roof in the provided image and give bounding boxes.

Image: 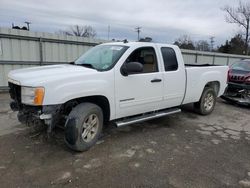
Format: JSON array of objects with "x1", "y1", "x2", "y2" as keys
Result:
[{"x1": 101, "y1": 41, "x2": 178, "y2": 49}]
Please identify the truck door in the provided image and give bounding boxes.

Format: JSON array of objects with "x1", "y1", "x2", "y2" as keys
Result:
[
  {"x1": 115, "y1": 46, "x2": 164, "y2": 119},
  {"x1": 160, "y1": 47, "x2": 186, "y2": 107}
]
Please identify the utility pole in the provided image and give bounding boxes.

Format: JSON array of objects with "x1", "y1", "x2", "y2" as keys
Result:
[
  {"x1": 209, "y1": 36, "x2": 215, "y2": 51},
  {"x1": 135, "y1": 27, "x2": 142, "y2": 41},
  {"x1": 24, "y1": 21, "x2": 31, "y2": 31}
]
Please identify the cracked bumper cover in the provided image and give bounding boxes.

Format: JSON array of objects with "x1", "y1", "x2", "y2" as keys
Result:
[
  {"x1": 222, "y1": 82, "x2": 250, "y2": 105},
  {"x1": 10, "y1": 101, "x2": 61, "y2": 123}
]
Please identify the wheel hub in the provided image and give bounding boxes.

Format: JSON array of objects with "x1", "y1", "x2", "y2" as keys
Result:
[
  {"x1": 82, "y1": 114, "x2": 99, "y2": 142},
  {"x1": 204, "y1": 93, "x2": 214, "y2": 111}
]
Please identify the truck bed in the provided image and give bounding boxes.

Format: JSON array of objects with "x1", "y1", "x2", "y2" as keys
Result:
[
  {"x1": 182, "y1": 65, "x2": 228, "y2": 104},
  {"x1": 185, "y1": 64, "x2": 223, "y2": 67}
]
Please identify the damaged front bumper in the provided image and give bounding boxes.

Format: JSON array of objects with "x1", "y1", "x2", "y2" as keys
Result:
[
  {"x1": 8, "y1": 82, "x2": 63, "y2": 133},
  {"x1": 10, "y1": 101, "x2": 62, "y2": 132},
  {"x1": 222, "y1": 82, "x2": 250, "y2": 105}
]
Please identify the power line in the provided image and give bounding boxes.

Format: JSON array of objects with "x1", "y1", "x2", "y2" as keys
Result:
[{"x1": 135, "y1": 27, "x2": 142, "y2": 41}]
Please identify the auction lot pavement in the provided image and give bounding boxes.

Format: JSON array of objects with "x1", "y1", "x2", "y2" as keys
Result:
[{"x1": 0, "y1": 93, "x2": 250, "y2": 188}]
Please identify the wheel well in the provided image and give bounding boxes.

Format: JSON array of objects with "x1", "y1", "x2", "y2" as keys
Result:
[
  {"x1": 62, "y1": 96, "x2": 110, "y2": 123},
  {"x1": 204, "y1": 81, "x2": 220, "y2": 96}
]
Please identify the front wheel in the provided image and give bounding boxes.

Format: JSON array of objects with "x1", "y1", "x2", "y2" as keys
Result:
[
  {"x1": 194, "y1": 87, "x2": 216, "y2": 115},
  {"x1": 64, "y1": 103, "x2": 103, "y2": 152}
]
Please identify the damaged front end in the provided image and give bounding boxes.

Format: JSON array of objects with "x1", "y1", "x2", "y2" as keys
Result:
[
  {"x1": 222, "y1": 61, "x2": 250, "y2": 106},
  {"x1": 9, "y1": 82, "x2": 62, "y2": 133},
  {"x1": 222, "y1": 82, "x2": 250, "y2": 106}
]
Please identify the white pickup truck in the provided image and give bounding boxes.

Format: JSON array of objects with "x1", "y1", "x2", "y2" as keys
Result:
[{"x1": 8, "y1": 42, "x2": 228, "y2": 151}]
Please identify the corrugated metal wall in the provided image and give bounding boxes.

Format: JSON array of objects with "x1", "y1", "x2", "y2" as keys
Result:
[
  {"x1": 181, "y1": 49, "x2": 249, "y2": 66},
  {"x1": 1, "y1": 27, "x2": 250, "y2": 88},
  {"x1": 0, "y1": 28, "x2": 106, "y2": 88}
]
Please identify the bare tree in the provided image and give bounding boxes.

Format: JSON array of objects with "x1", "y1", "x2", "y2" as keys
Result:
[
  {"x1": 195, "y1": 40, "x2": 210, "y2": 51},
  {"x1": 59, "y1": 25, "x2": 97, "y2": 38},
  {"x1": 174, "y1": 35, "x2": 195, "y2": 50},
  {"x1": 222, "y1": 1, "x2": 250, "y2": 54}
]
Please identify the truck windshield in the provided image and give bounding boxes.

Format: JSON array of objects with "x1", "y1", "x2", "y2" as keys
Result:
[{"x1": 75, "y1": 45, "x2": 129, "y2": 71}]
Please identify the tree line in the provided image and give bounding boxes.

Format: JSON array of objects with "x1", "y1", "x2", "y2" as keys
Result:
[
  {"x1": 173, "y1": 33, "x2": 248, "y2": 55},
  {"x1": 57, "y1": 1, "x2": 249, "y2": 56},
  {"x1": 174, "y1": 1, "x2": 250, "y2": 55}
]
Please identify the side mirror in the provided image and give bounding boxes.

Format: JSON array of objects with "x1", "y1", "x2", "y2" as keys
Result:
[{"x1": 121, "y1": 62, "x2": 143, "y2": 76}]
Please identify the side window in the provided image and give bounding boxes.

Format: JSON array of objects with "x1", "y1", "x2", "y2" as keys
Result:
[
  {"x1": 161, "y1": 47, "x2": 178, "y2": 71},
  {"x1": 125, "y1": 47, "x2": 158, "y2": 73}
]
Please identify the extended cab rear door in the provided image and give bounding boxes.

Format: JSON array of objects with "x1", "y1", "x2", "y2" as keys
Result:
[
  {"x1": 114, "y1": 45, "x2": 164, "y2": 119},
  {"x1": 157, "y1": 45, "x2": 186, "y2": 107}
]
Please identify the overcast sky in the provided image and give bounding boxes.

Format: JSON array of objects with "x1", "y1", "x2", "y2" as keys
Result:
[{"x1": 0, "y1": 0, "x2": 246, "y2": 46}]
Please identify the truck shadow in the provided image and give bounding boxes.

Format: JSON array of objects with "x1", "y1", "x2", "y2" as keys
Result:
[
  {"x1": 220, "y1": 99, "x2": 250, "y2": 110},
  {"x1": 24, "y1": 115, "x2": 182, "y2": 153}
]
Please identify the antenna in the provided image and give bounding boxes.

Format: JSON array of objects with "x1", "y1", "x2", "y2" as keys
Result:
[{"x1": 135, "y1": 27, "x2": 142, "y2": 41}]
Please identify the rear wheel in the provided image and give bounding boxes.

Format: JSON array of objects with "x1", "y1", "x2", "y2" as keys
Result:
[
  {"x1": 64, "y1": 103, "x2": 103, "y2": 152},
  {"x1": 194, "y1": 87, "x2": 216, "y2": 115}
]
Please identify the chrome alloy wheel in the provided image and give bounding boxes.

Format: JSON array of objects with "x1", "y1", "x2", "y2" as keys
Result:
[
  {"x1": 204, "y1": 92, "x2": 214, "y2": 111},
  {"x1": 82, "y1": 114, "x2": 99, "y2": 142}
]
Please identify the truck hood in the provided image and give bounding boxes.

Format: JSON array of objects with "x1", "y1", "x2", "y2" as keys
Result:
[
  {"x1": 8, "y1": 64, "x2": 98, "y2": 86},
  {"x1": 230, "y1": 69, "x2": 250, "y2": 75}
]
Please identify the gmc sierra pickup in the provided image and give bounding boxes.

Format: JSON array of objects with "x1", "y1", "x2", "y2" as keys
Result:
[{"x1": 8, "y1": 42, "x2": 228, "y2": 151}]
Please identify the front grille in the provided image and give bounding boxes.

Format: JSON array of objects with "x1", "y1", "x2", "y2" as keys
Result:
[
  {"x1": 229, "y1": 75, "x2": 245, "y2": 83},
  {"x1": 8, "y1": 82, "x2": 21, "y2": 103}
]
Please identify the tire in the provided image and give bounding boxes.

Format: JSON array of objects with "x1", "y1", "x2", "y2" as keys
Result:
[
  {"x1": 64, "y1": 103, "x2": 103, "y2": 152},
  {"x1": 194, "y1": 87, "x2": 216, "y2": 115}
]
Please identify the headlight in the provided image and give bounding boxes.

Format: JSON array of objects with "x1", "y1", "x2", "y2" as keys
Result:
[{"x1": 21, "y1": 87, "x2": 45, "y2": 105}]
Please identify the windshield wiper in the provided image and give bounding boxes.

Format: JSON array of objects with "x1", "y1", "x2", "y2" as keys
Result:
[
  {"x1": 70, "y1": 62, "x2": 96, "y2": 70},
  {"x1": 78, "y1": 63, "x2": 96, "y2": 70}
]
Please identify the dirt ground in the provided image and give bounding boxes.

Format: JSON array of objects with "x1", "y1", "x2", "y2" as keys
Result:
[{"x1": 0, "y1": 93, "x2": 250, "y2": 188}]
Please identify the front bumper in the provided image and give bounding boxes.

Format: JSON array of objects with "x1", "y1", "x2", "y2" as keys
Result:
[
  {"x1": 222, "y1": 82, "x2": 250, "y2": 105},
  {"x1": 10, "y1": 100, "x2": 61, "y2": 125},
  {"x1": 8, "y1": 82, "x2": 63, "y2": 132},
  {"x1": 8, "y1": 81, "x2": 61, "y2": 123}
]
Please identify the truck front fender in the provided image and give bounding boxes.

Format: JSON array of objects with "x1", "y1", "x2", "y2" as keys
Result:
[{"x1": 42, "y1": 77, "x2": 115, "y2": 120}]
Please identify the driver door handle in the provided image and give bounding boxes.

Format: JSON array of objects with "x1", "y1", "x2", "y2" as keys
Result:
[{"x1": 151, "y1": 78, "x2": 162, "y2": 83}]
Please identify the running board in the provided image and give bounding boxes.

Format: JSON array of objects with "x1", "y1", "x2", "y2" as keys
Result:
[{"x1": 115, "y1": 108, "x2": 181, "y2": 127}]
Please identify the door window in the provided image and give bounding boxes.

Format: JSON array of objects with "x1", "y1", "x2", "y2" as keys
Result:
[{"x1": 125, "y1": 47, "x2": 158, "y2": 73}]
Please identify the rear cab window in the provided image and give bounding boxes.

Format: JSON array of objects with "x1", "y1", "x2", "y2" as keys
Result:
[{"x1": 161, "y1": 47, "x2": 178, "y2": 71}]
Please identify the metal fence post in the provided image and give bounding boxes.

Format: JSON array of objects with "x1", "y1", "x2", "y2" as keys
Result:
[
  {"x1": 226, "y1": 56, "x2": 229, "y2": 65},
  {"x1": 39, "y1": 37, "x2": 43, "y2": 66},
  {"x1": 195, "y1": 53, "x2": 198, "y2": 63}
]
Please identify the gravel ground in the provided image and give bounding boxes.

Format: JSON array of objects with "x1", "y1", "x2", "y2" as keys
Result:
[{"x1": 0, "y1": 93, "x2": 250, "y2": 188}]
